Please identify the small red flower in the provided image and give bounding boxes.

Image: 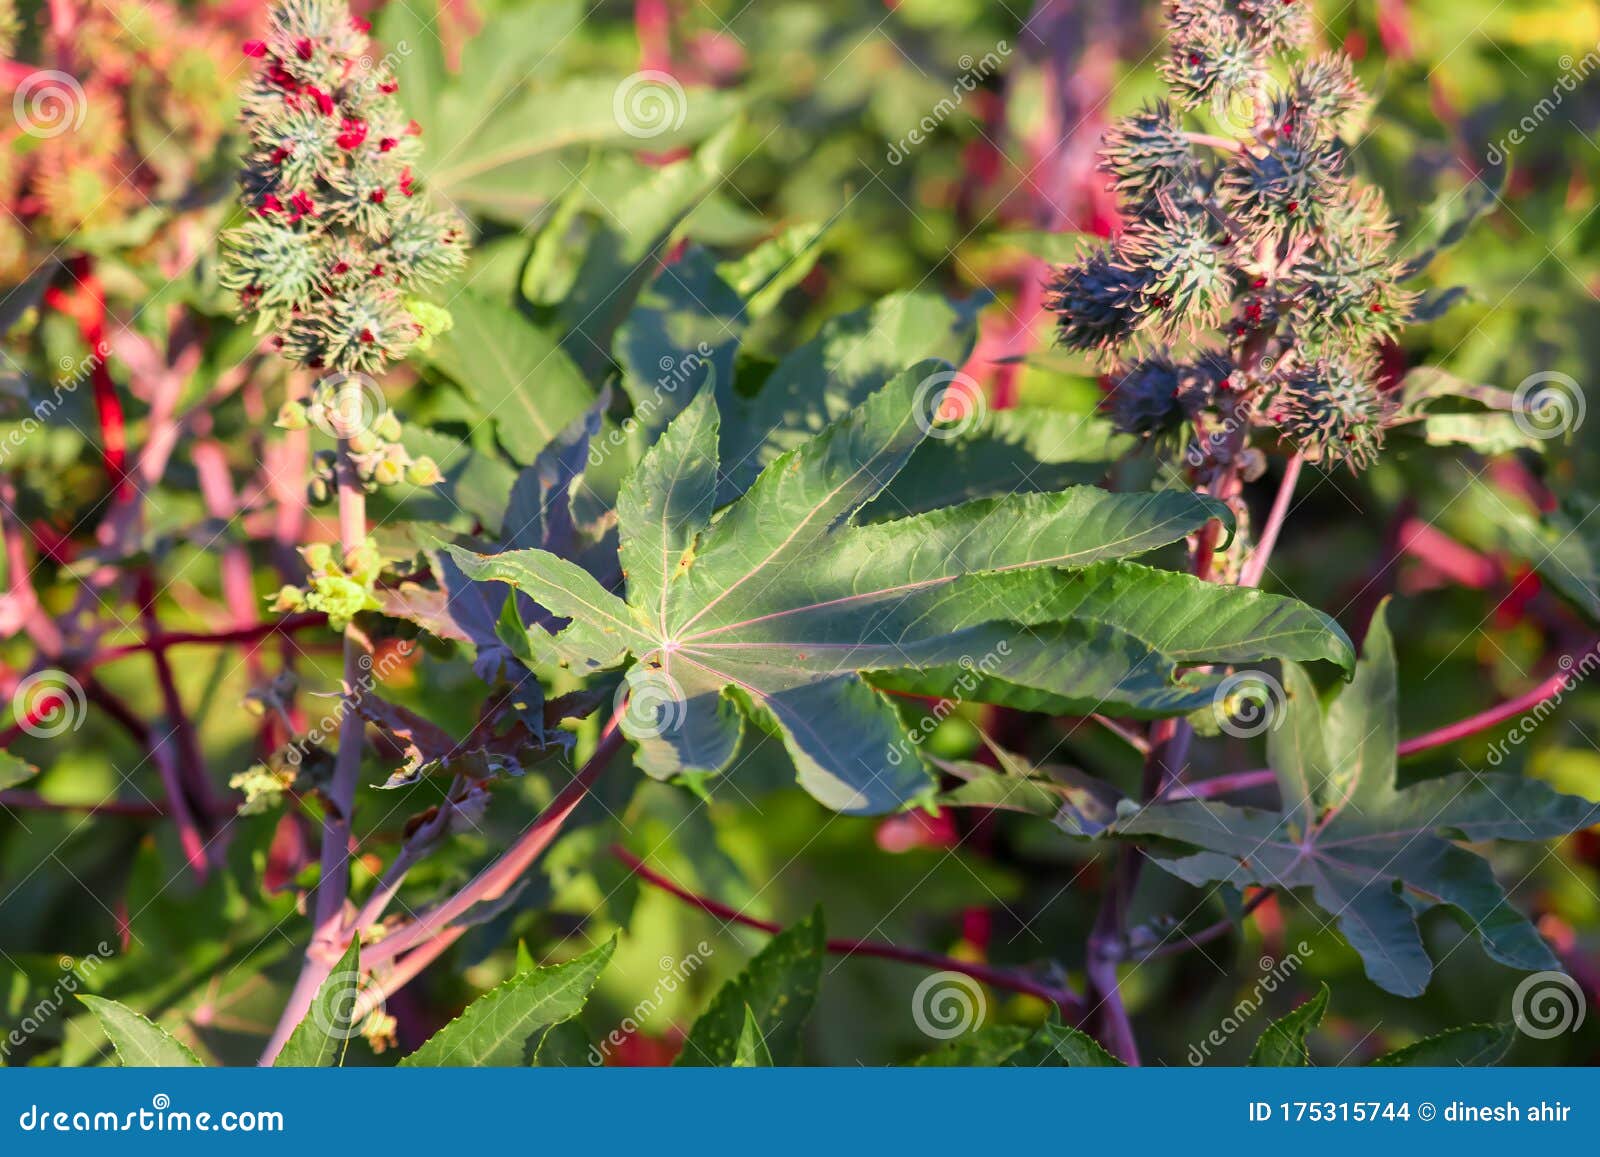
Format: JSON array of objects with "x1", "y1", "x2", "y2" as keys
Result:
[
  {"x1": 404, "y1": 119, "x2": 422, "y2": 137},
  {"x1": 269, "y1": 146, "x2": 290, "y2": 164},
  {"x1": 399, "y1": 168, "x2": 415, "y2": 197},
  {"x1": 258, "y1": 193, "x2": 284, "y2": 216},
  {"x1": 288, "y1": 191, "x2": 316, "y2": 221},
  {"x1": 332, "y1": 261, "x2": 351, "y2": 275},
  {"x1": 359, "y1": 328, "x2": 376, "y2": 344},
  {"x1": 369, "y1": 188, "x2": 386, "y2": 204},
  {"x1": 370, "y1": 264, "x2": 384, "y2": 278},
  {"x1": 1286, "y1": 199, "x2": 1299, "y2": 212},
  {"x1": 242, "y1": 39, "x2": 268, "y2": 58},
  {"x1": 350, "y1": 14, "x2": 372, "y2": 32},
  {"x1": 295, "y1": 37, "x2": 314, "y2": 61},
  {"x1": 267, "y1": 63, "x2": 299, "y2": 92},
  {"x1": 378, "y1": 136, "x2": 398, "y2": 152},
  {"x1": 379, "y1": 78, "x2": 398, "y2": 94},
  {"x1": 336, "y1": 118, "x2": 368, "y2": 149},
  {"x1": 305, "y1": 86, "x2": 335, "y2": 116}
]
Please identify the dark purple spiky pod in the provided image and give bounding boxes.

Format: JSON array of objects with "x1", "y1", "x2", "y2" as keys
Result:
[
  {"x1": 1104, "y1": 353, "x2": 1232, "y2": 445},
  {"x1": 1216, "y1": 118, "x2": 1346, "y2": 242},
  {"x1": 1046, "y1": 248, "x2": 1151, "y2": 359},
  {"x1": 1265, "y1": 355, "x2": 1393, "y2": 471}
]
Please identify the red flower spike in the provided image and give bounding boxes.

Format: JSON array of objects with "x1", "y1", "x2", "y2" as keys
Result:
[
  {"x1": 242, "y1": 40, "x2": 267, "y2": 58},
  {"x1": 336, "y1": 118, "x2": 368, "y2": 149}
]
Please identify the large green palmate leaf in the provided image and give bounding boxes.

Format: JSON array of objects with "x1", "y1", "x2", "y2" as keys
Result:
[
  {"x1": 1115, "y1": 605, "x2": 1600, "y2": 996},
  {"x1": 452, "y1": 365, "x2": 1352, "y2": 813}
]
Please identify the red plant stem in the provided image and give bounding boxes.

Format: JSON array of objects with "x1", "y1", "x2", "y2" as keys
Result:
[
  {"x1": 1239, "y1": 453, "x2": 1301, "y2": 589},
  {"x1": 1139, "y1": 889, "x2": 1273, "y2": 961},
  {"x1": 612, "y1": 846, "x2": 1087, "y2": 1019},
  {"x1": 0, "y1": 791, "x2": 164, "y2": 818},
  {"x1": 42, "y1": 259, "x2": 130, "y2": 502},
  {"x1": 1173, "y1": 658, "x2": 1588, "y2": 802},
  {"x1": 259, "y1": 442, "x2": 371, "y2": 1066},
  {"x1": 362, "y1": 716, "x2": 626, "y2": 969},
  {"x1": 91, "y1": 613, "x2": 328, "y2": 665},
  {"x1": 136, "y1": 571, "x2": 221, "y2": 831}
]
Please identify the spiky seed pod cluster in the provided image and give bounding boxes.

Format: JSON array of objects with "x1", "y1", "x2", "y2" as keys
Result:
[
  {"x1": 220, "y1": 0, "x2": 467, "y2": 374},
  {"x1": 1103, "y1": 354, "x2": 1229, "y2": 446},
  {"x1": 1264, "y1": 355, "x2": 1393, "y2": 472},
  {"x1": 1050, "y1": 0, "x2": 1417, "y2": 474}
]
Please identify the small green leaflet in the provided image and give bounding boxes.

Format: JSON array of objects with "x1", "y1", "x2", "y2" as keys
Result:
[
  {"x1": 454, "y1": 367, "x2": 1352, "y2": 814},
  {"x1": 1115, "y1": 604, "x2": 1600, "y2": 996},
  {"x1": 78, "y1": 995, "x2": 203, "y2": 1067},
  {"x1": 675, "y1": 910, "x2": 824, "y2": 1066},
  {"x1": 274, "y1": 940, "x2": 362, "y2": 1067},
  {"x1": 400, "y1": 937, "x2": 614, "y2": 1067},
  {"x1": 733, "y1": 1006, "x2": 775, "y2": 1067},
  {"x1": 1248, "y1": 984, "x2": 1328, "y2": 1066},
  {"x1": 912, "y1": 1016, "x2": 1122, "y2": 1067},
  {"x1": 1369, "y1": 1023, "x2": 1514, "y2": 1066},
  {"x1": 0, "y1": 750, "x2": 38, "y2": 790}
]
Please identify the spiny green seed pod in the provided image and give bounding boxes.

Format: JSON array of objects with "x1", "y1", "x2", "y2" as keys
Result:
[
  {"x1": 1216, "y1": 121, "x2": 1345, "y2": 240},
  {"x1": 1266, "y1": 356, "x2": 1391, "y2": 472},
  {"x1": 1159, "y1": 7, "x2": 1262, "y2": 114},
  {"x1": 1287, "y1": 53, "x2": 1367, "y2": 138},
  {"x1": 1120, "y1": 206, "x2": 1233, "y2": 340},
  {"x1": 1098, "y1": 101, "x2": 1201, "y2": 211},
  {"x1": 1288, "y1": 186, "x2": 1417, "y2": 347},
  {"x1": 1238, "y1": 0, "x2": 1312, "y2": 51},
  {"x1": 221, "y1": 0, "x2": 467, "y2": 373}
]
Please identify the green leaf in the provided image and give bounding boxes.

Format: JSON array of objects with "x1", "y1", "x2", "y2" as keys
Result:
[
  {"x1": 716, "y1": 222, "x2": 829, "y2": 319},
  {"x1": 912, "y1": 1024, "x2": 1036, "y2": 1066},
  {"x1": 1461, "y1": 480, "x2": 1600, "y2": 623},
  {"x1": 1370, "y1": 1023, "x2": 1514, "y2": 1066},
  {"x1": 1115, "y1": 605, "x2": 1600, "y2": 996},
  {"x1": 429, "y1": 292, "x2": 595, "y2": 466},
  {"x1": 78, "y1": 995, "x2": 203, "y2": 1067},
  {"x1": 400, "y1": 937, "x2": 615, "y2": 1067},
  {"x1": 460, "y1": 368, "x2": 1352, "y2": 813},
  {"x1": 732, "y1": 1005, "x2": 774, "y2": 1067},
  {"x1": 0, "y1": 749, "x2": 38, "y2": 790},
  {"x1": 676, "y1": 911, "x2": 824, "y2": 1066},
  {"x1": 274, "y1": 940, "x2": 361, "y2": 1067},
  {"x1": 1248, "y1": 985, "x2": 1329, "y2": 1066},
  {"x1": 1011, "y1": 1018, "x2": 1125, "y2": 1067}
]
